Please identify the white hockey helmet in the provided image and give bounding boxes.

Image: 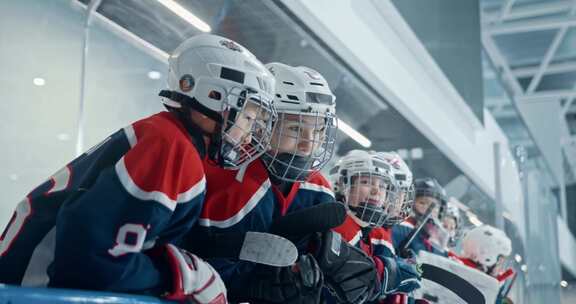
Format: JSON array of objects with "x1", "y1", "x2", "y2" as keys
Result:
[
  {"x1": 377, "y1": 152, "x2": 414, "y2": 223},
  {"x1": 262, "y1": 62, "x2": 337, "y2": 182},
  {"x1": 330, "y1": 150, "x2": 399, "y2": 227},
  {"x1": 461, "y1": 225, "x2": 512, "y2": 273},
  {"x1": 161, "y1": 34, "x2": 277, "y2": 169},
  {"x1": 442, "y1": 200, "x2": 461, "y2": 228}
]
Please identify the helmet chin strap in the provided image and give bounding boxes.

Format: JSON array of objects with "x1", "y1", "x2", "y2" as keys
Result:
[
  {"x1": 348, "y1": 203, "x2": 383, "y2": 228},
  {"x1": 160, "y1": 90, "x2": 237, "y2": 167},
  {"x1": 216, "y1": 108, "x2": 244, "y2": 169},
  {"x1": 159, "y1": 90, "x2": 223, "y2": 123},
  {"x1": 484, "y1": 263, "x2": 496, "y2": 275}
]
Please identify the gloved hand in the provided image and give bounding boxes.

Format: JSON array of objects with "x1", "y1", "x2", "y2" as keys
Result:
[
  {"x1": 379, "y1": 256, "x2": 422, "y2": 295},
  {"x1": 232, "y1": 254, "x2": 324, "y2": 304},
  {"x1": 399, "y1": 248, "x2": 417, "y2": 260},
  {"x1": 314, "y1": 230, "x2": 379, "y2": 304},
  {"x1": 162, "y1": 244, "x2": 227, "y2": 303}
]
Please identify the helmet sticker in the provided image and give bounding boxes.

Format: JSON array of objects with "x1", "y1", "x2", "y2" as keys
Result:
[
  {"x1": 389, "y1": 158, "x2": 401, "y2": 169},
  {"x1": 220, "y1": 39, "x2": 243, "y2": 52},
  {"x1": 179, "y1": 74, "x2": 195, "y2": 92},
  {"x1": 303, "y1": 69, "x2": 321, "y2": 80}
]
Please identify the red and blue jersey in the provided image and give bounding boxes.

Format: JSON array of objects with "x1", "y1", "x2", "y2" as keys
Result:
[
  {"x1": 0, "y1": 112, "x2": 206, "y2": 295},
  {"x1": 195, "y1": 159, "x2": 276, "y2": 233},
  {"x1": 185, "y1": 159, "x2": 334, "y2": 298},
  {"x1": 193, "y1": 159, "x2": 334, "y2": 234},
  {"x1": 333, "y1": 214, "x2": 396, "y2": 258}
]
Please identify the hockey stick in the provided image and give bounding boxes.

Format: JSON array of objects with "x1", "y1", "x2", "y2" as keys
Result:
[
  {"x1": 191, "y1": 231, "x2": 298, "y2": 267},
  {"x1": 498, "y1": 268, "x2": 517, "y2": 299},
  {"x1": 269, "y1": 201, "x2": 347, "y2": 242},
  {"x1": 399, "y1": 202, "x2": 437, "y2": 256},
  {"x1": 420, "y1": 263, "x2": 486, "y2": 304}
]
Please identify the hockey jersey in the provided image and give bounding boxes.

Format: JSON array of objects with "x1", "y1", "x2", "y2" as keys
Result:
[
  {"x1": 0, "y1": 112, "x2": 206, "y2": 295},
  {"x1": 185, "y1": 159, "x2": 335, "y2": 298},
  {"x1": 452, "y1": 255, "x2": 516, "y2": 283},
  {"x1": 333, "y1": 214, "x2": 396, "y2": 258}
]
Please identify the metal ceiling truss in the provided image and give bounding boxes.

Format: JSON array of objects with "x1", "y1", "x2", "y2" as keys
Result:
[{"x1": 482, "y1": 0, "x2": 576, "y2": 185}]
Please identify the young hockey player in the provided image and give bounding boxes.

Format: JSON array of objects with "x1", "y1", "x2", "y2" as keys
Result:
[
  {"x1": 459, "y1": 225, "x2": 513, "y2": 280},
  {"x1": 458, "y1": 225, "x2": 515, "y2": 304},
  {"x1": 377, "y1": 151, "x2": 425, "y2": 304},
  {"x1": 378, "y1": 151, "x2": 415, "y2": 236},
  {"x1": 441, "y1": 199, "x2": 462, "y2": 250},
  {"x1": 0, "y1": 34, "x2": 276, "y2": 303},
  {"x1": 185, "y1": 62, "x2": 341, "y2": 303},
  {"x1": 392, "y1": 177, "x2": 449, "y2": 256},
  {"x1": 330, "y1": 150, "x2": 422, "y2": 302}
]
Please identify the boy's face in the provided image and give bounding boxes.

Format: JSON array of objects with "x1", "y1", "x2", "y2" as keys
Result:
[
  {"x1": 224, "y1": 101, "x2": 269, "y2": 146},
  {"x1": 218, "y1": 98, "x2": 274, "y2": 167},
  {"x1": 442, "y1": 216, "x2": 457, "y2": 236},
  {"x1": 414, "y1": 196, "x2": 439, "y2": 217},
  {"x1": 269, "y1": 113, "x2": 326, "y2": 156},
  {"x1": 347, "y1": 174, "x2": 389, "y2": 208}
]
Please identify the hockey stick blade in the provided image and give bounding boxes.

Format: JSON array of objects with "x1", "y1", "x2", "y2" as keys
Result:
[
  {"x1": 190, "y1": 231, "x2": 298, "y2": 267},
  {"x1": 270, "y1": 202, "x2": 347, "y2": 241},
  {"x1": 421, "y1": 263, "x2": 486, "y2": 304},
  {"x1": 238, "y1": 231, "x2": 298, "y2": 267}
]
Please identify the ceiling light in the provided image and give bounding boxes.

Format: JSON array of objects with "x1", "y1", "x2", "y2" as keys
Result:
[
  {"x1": 520, "y1": 264, "x2": 528, "y2": 272},
  {"x1": 33, "y1": 78, "x2": 45, "y2": 86},
  {"x1": 514, "y1": 254, "x2": 522, "y2": 263},
  {"x1": 157, "y1": 0, "x2": 211, "y2": 32},
  {"x1": 561, "y1": 280, "x2": 568, "y2": 288},
  {"x1": 337, "y1": 119, "x2": 371, "y2": 148},
  {"x1": 147, "y1": 71, "x2": 162, "y2": 80}
]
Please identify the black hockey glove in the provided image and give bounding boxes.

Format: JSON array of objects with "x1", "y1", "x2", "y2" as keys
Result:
[
  {"x1": 314, "y1": 230, "x2": 379, "y2": 304},
  {"x1": 231, "y1": 254, "x2": 323, "y2": 304}
]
